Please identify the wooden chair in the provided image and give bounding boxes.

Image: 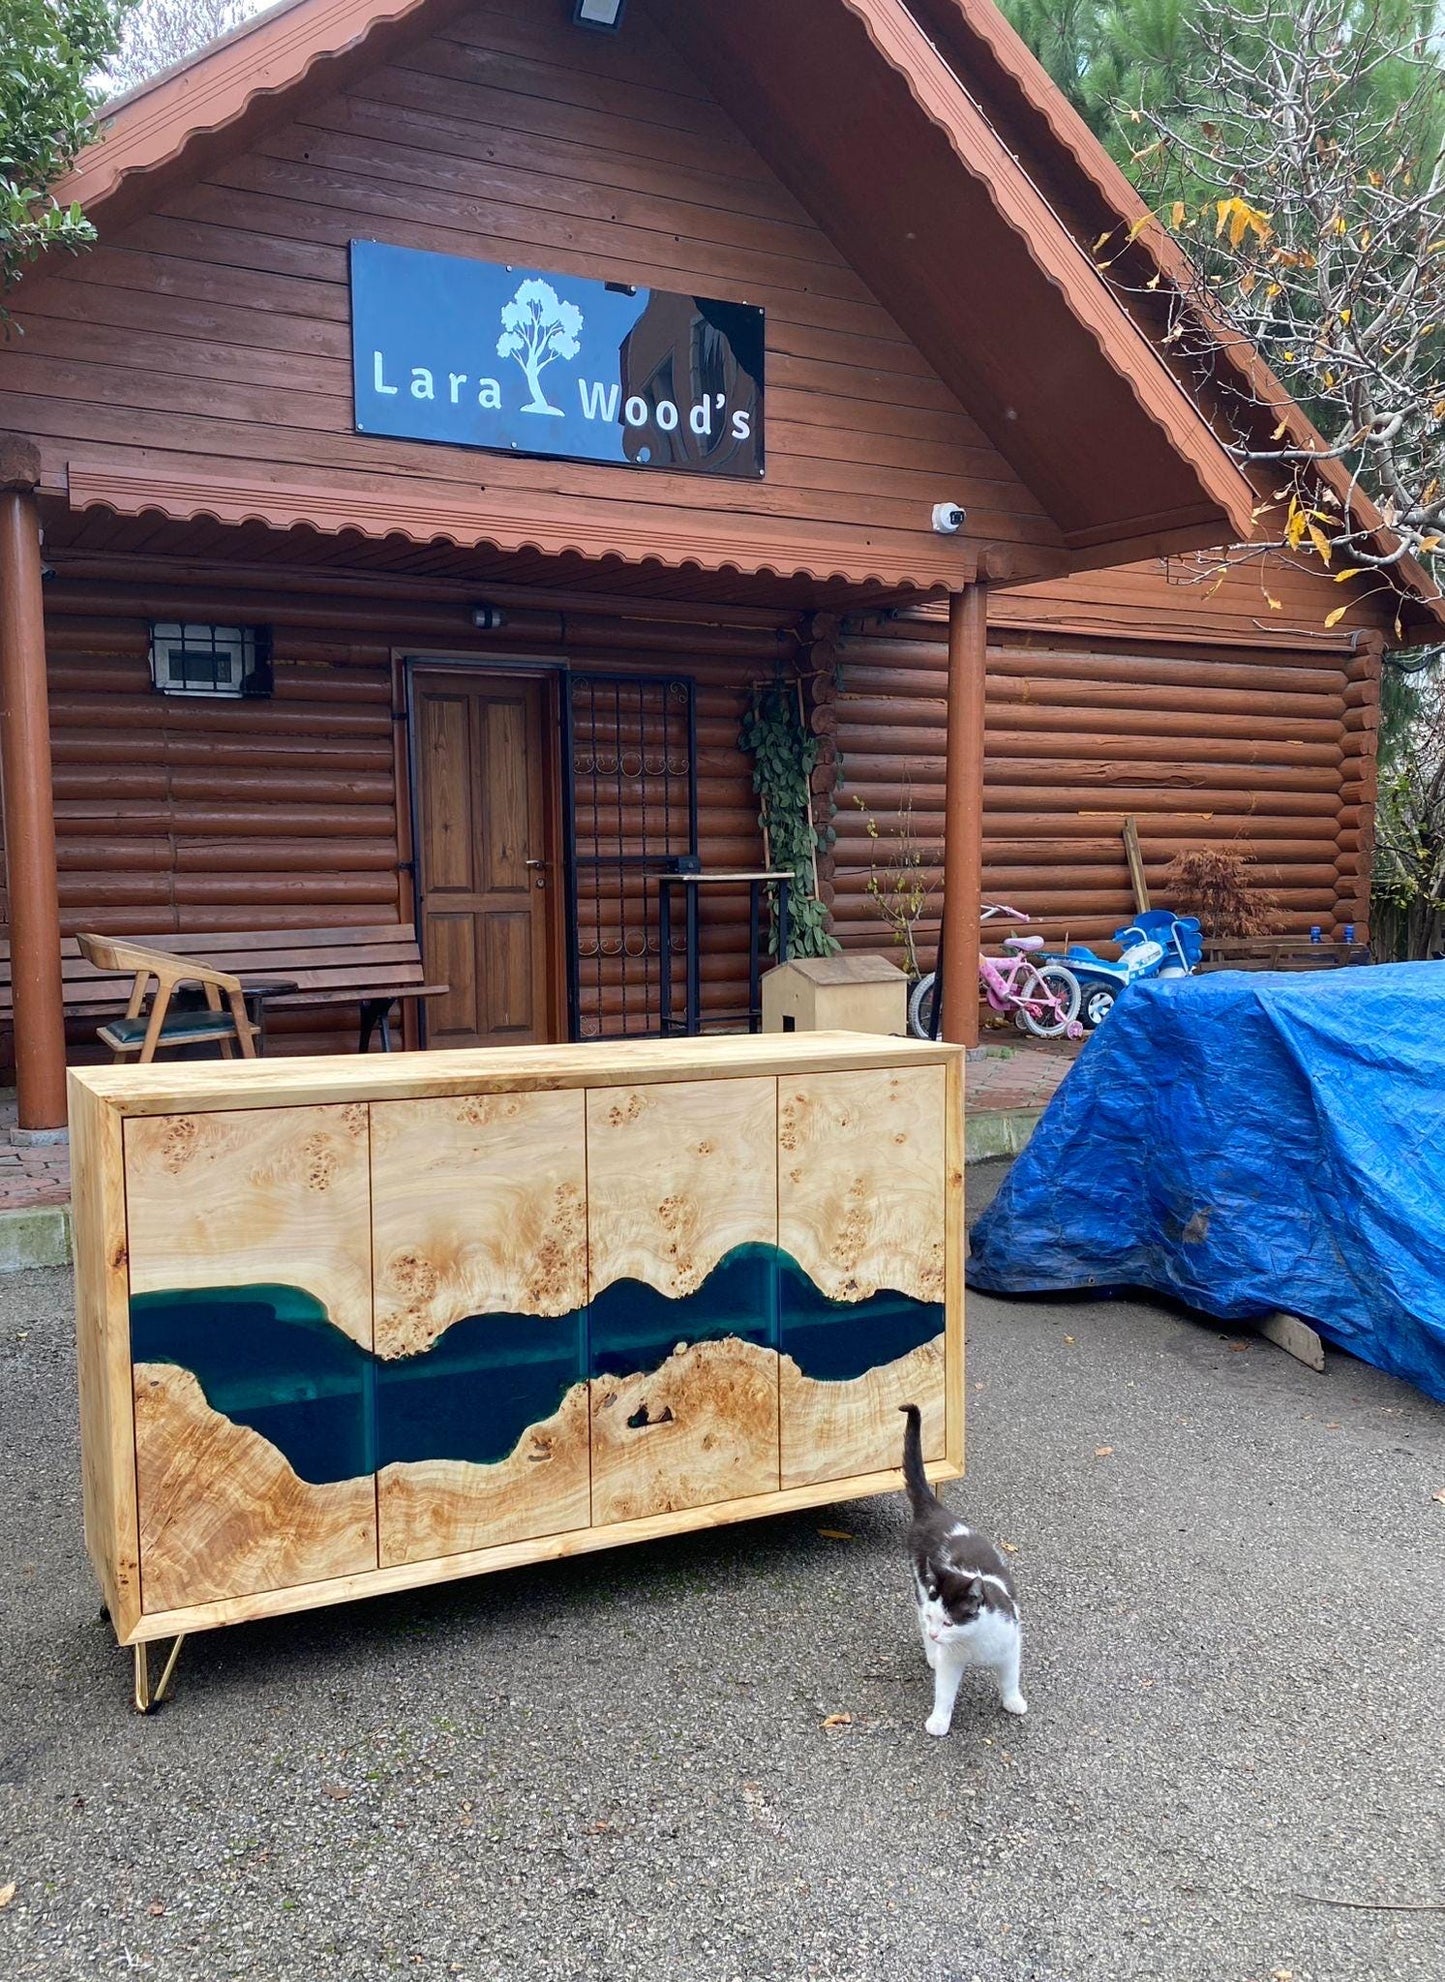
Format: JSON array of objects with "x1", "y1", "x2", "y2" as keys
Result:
[{"x1": 76, "y1": 933, "x2": 260, "y2": 1064}]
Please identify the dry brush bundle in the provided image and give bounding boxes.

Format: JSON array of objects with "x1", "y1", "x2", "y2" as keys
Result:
[{"x1": 1162, "y1": 847, "x2": 1280, "y2": 937}]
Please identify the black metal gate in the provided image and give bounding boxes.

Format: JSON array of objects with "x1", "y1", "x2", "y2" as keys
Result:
[{"x1": 564, "y1": 672, "x2": 698, "y2": 1039}]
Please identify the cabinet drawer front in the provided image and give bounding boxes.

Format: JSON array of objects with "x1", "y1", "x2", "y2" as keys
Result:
[
  {"x1": 123, "y1": 1107, "x2": 377, "y2": 1612},
  {"x1": 370, "y1": 1092, "x2": 590, "y2": 1568},
  {"x1": 587, "y1": 1078, "x2": 779, "y2": 1523},
  {"x1": 777, "y1": 1066, "x2": 947, "y2": 1488}
]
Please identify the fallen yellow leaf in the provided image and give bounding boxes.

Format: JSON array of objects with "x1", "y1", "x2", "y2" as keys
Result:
[
  {"x1": 999, "y1": 1540, "x2": 1020, "y2": 1554},
  {"x1": 816, "y1": 1528, "x2": 855, "y2": 1542},
  {"x1": 1431, "y1": 1488, "x2": 1445, "y2": 1505},
  {"x1": 1094, "y1": 1446, "x2": 1114, "y2": 1458},
  {"x1": 820, "y1": 1712, "x2": 854, "y2": 1729},
  {"x1": 0, "y1": 1884, "x2": 14, "y2": 1910}
]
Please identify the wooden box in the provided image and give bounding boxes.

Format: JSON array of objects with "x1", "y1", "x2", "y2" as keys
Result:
[
  {"x1": 70, "y1": 1033, "x2": 963, "y2": 1664},
  {"x1": 761, "y1": 956, "x2": 909, "y2": 1036}
]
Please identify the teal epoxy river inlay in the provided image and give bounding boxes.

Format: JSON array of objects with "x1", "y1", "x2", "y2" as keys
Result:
[
  {"x1": 130, "y1": 1247, "x2": 944, "y2": 1487},
  {"x1": 130, "y1": 1285, "x2": 378, "y2": 1485},
  {"x1": 588, "y1": 1243, "x2": 779, "y2": 1379}
]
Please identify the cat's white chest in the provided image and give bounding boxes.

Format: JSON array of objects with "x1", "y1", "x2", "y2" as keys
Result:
[{"x1": 948, "y1": 1605, "x2": 1020, "y2": 1670}]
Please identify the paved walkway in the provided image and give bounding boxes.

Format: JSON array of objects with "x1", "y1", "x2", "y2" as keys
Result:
[
  {"x1": 0, "y1": 1098, "x2": 70, "y2": 1211},
  {"x1": 966, "y1": 1033, "x2": 1082, "y2": 1110}
]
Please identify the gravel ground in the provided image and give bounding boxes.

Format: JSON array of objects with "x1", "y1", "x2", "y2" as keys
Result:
[{"x1": 1, "y1": 1158, "x2": 1442, "y2": 1982}]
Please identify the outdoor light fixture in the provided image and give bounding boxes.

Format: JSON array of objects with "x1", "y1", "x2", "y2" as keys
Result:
[
  {"x1": 470, "y1": 604, "x2": 508, "y2": 631},
  {"x1": 573, "y1": 0, "x2": 627, "y2": 29}
]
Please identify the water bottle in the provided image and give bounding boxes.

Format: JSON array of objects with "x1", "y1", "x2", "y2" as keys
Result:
[
  {"x1": 1309, "y1": 925, "x2": 1322, "y2": 944},
  {"x1": 1343, "y1": 923, "x2": 1355, "y2": 946}
]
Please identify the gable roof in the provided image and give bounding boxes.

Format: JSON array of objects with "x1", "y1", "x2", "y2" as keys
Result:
[
  {"x1": 42, "y1": 0, "x2": 1262, "y2": 589},
  {"x1": 909, "y1": 0, "x2": 1444, "y2": 636}
]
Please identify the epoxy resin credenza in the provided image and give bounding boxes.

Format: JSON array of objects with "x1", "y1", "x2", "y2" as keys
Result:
[{"x1": 70, "y1": 1033, "x2": 964, "y2": 1686}]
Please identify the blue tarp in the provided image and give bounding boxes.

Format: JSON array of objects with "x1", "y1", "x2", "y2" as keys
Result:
[{"x1": 967, "y1": 965, "x2": 1445, "y2": 1403}]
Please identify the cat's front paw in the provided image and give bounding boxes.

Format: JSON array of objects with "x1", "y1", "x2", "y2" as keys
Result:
[
  {"x1": 1001, "y1": 1692, "x2": 1028, "y2": 1716},
  {"x1": 924, "y1": 1711, "x2": 952, "y2": 1737}
]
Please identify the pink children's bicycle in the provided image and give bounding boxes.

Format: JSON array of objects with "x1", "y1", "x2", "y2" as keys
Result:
[{"x1": 907, "y1": 904, "x2": 1083, "y2": 1040}]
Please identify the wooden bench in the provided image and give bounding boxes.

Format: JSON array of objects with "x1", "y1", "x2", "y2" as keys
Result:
[
  {"x1": 0, "y1": 925, "x2": 448, "y2": 1054},
  {"x1": 1199, "y1": 937, "x2": 1371, "y2": 973}
]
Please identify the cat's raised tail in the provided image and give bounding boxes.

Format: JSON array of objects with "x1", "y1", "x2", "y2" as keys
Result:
[{"x1": 898, "y1": 1403, "x2": 944, "y2": 1518}]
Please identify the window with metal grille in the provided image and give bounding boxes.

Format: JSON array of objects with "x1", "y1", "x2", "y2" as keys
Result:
[
  {"x1": 564, "y1": 673, "x2": 697, "y2": 1039},
  {"x1": 148, "y1": 623, "x2": 273, "y2": 698}
]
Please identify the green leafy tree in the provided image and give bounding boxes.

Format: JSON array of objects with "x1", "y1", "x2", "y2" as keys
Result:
[
  {"x1": 1000, "y1": 0, "x2": 1200, "y2": 157},
  {"x1": 1, "y1": 0, "x2": 130, "y2": 315},
  {"x1": 1373, "y1": 658, "x2": 1445, "y2": 955}
]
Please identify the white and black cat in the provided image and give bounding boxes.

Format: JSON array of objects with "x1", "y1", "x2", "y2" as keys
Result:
[{"x1": 900, "y1": 1403, "x2": 1027, "y2": 1736}]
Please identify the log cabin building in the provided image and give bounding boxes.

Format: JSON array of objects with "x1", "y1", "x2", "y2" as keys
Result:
[{"x1": 0, "y1": 0, "x2": 1439, "y2": 1131}]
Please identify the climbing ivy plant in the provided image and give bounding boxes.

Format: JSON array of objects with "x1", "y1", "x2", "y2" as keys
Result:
[{"x1": 738, "y1": 677, "x2": 839, "y2": 959}]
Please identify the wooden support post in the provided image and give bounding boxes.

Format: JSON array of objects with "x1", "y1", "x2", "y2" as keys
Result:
[
  {"x1": 1123, "y1": 815, "x2": 1151, "y2": 914},
  {"x1": 0, "y1": 436, "x2": 67, "y2": 1130},
  {"x1": 941, "y1": 585, "x2": 987, "y2": 1047}
]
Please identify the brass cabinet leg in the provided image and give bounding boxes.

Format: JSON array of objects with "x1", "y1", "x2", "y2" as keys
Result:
[{"x1": 133, "y1": 1635, "x2": 186, "y2": 1714}]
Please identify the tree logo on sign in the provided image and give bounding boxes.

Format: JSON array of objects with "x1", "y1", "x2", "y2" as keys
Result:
[{"x1": 497, "y1": 278, "x2": 584, "y2": 418}]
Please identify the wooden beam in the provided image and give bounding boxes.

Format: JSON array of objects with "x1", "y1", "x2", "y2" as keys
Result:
[
  {"x1": 1123, "y1": 815, "x2": 1151, "y2": 914},
  {"x1": 941, "y1": 585, "x2": 987, "y2": 1046},
  {"x1": 0, "y1": 438, "x2": 66, "y2": 1129}
]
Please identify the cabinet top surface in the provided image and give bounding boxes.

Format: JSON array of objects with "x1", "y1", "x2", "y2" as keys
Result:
[{"x1": 69, "y1": 1031, "x2": 963, "y2": 1116}]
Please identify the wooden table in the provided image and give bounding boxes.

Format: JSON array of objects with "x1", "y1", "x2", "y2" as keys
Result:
[
  {"x1": 69, "y1": 1032, "x2": 963, "y2": 1708},
  {"x1": 656, "y1": 869, "x2": 793, "y2": 1034}
]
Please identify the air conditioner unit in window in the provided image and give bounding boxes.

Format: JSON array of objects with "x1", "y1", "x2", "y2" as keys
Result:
[{"x1": 148, "y1": 622, "x2": 274, "y2": 698}]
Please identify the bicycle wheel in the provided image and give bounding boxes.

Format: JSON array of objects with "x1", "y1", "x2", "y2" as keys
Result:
[
  {"x1": 908, "y1": 972, "x2": 938, "y2": 1039},
  {"x1": 1015, "y1": 962, "x2": 1081, "y2": 1039}
]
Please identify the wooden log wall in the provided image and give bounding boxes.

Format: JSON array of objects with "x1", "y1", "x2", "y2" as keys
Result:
[
  {"x1": 5, "y1": 574, "x2": 781, "y2": 1062},
  {"x1": 829, "y1": 614, "x2": 1379, "y2": 969},
  {"x1": 0, "y1": 564, "x2": 1385, "y2": 1071}
]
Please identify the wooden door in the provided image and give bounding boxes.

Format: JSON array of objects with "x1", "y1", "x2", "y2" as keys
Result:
[{"x1": 413, "y1": 671, "x2": 555, "y2": 1047}]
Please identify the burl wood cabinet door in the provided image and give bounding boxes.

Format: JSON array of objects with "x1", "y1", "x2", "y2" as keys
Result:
[
  {"x1": 369, "y1": 1092, "x2": 591, "y2": 1568},
  {"x1": 776, "y1": 1066, "x2": 948, "y2": 1489},
  {"x1": 587, "y1": 1078, "x2": 779, "y2": 1525},
  {"x1": 123, "y1": 1106, "x2": 378, "y2": 1614}
]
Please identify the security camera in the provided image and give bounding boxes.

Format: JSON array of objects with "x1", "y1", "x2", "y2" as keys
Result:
[{"x1": 931, "y1": 502, "x2": 967, "y2": 535}]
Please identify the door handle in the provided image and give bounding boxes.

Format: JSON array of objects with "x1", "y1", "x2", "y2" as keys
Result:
[
  {"x1": 525, "y1": 856, "x2": 548, "y2": 890},
  {"x1": 524, "y1": 858, "x2": 548, "y2": 868}
]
